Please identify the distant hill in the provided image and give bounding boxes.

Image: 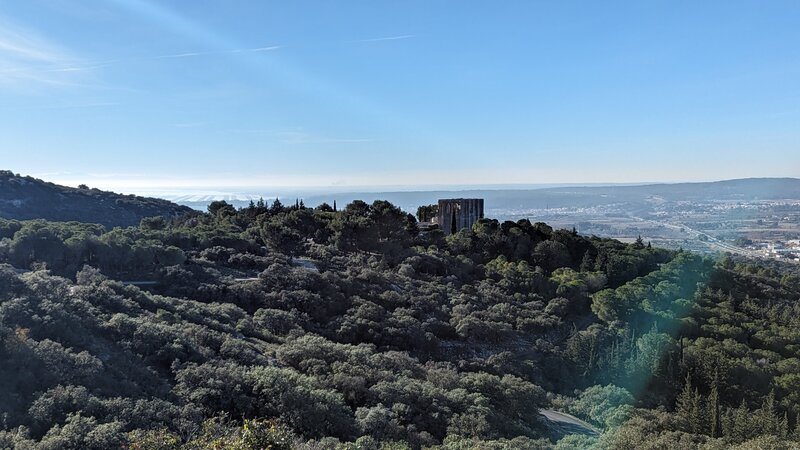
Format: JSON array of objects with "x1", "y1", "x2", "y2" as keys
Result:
[
  {"x1": 536, "y1": 177, "x2": 800, "y2": 202},
  {"x1": 0, "y1": 171, "x2": 194, "y2": 228}
]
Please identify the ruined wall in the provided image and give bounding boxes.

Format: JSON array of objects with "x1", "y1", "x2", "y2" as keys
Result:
[{"x1": 437, "y1": 198, "x2": 484, "y2": 235}]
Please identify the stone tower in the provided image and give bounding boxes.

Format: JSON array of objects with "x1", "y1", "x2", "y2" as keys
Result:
[{"x1": 437, "y1": 198, "x2": 484, "y2": 235}]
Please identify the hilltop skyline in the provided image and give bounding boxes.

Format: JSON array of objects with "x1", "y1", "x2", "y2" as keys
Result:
[{"x1": 1, "y1": 1, "x2": 799, "y2": 190}]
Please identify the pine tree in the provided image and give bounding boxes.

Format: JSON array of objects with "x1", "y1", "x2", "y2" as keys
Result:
[
  {"x1": 707, "y1": 370, "x2": 721, "y2": 437},
  {"x1": 594, "y1": 252, "x2": 607, "y2": 272},
  {"x1": 731, "y1": 399, "x2": 750, "y2": 442},
  {"x1": 779, "y1": 411, "x2": 789, "y2": 438},
  {"x1": 756, "y1": 390, "x2": 778, "y2": 435},
  {"x1": 676, "y1": 373, "x2": 703, "y2": 433},
  {"x1": 721, "y1": 407, "x2": 734, "y2": 439},
  {"x1": 792, "y1": 414, "x2": 800, "y2": 440},
  {"x1": 271, "y1": 198, "x2": 284, "y2": 213},
  {"x1": 580, "y1": 251, "x2": 594, "y2": 272}
]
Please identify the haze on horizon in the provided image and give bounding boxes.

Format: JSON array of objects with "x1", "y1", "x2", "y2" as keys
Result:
[{"x1": 1, "y1": 1, "x2": 798, "y2": 192}]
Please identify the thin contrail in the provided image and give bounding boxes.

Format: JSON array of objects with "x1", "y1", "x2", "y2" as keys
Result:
[
  {"x1": 2, "y1": 45, "x2": 282, "y2": 76},
  {"x1": 155, "y1": 45, "x2": 281, "y2": 59},
  {"x1": 349, "y1": 34, "x2": 416, "y2": 43}
]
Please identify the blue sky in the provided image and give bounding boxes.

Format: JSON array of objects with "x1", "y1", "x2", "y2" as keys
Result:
[{"x1": 0, "y1": 0, "x2": 798, "y2": 191}]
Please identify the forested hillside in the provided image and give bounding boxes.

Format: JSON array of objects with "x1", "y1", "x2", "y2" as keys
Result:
[
  {"x1": 0, "y1": 199, "x2": 799, "y2": 449},
  {"x1": 0, "y1": 171, "x2": 192, "y2": 228}
]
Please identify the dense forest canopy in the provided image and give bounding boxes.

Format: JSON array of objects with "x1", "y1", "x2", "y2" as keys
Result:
[{"x1": 0, "y1": 198, "x2": 799, "y2": 449}]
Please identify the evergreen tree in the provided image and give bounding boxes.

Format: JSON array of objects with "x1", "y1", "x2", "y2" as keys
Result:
[
  {"x1": 271, "y1": 198, "x2": 284, "y2": 213},
  {"x1": 755, "y1": 390, "x2": 778, "y2": 435},
  {"x1": 730, "y1": 399, "x2": 750, "y2": 442},
  {"x1": 315, "y1": 202, "x2": 333, "y2": 212},
  {"x1": 676, "y1": 373, "x2": 703, "y2": 433},
  {"x1": 780, "y1": 411, "x2": 789, "y2": 438},
  {"x1": 707, "y1": 370, "x2": 721, "y2": 437},
  {"x1": 792, "y1": 415, "x2": 800, "y2": 441},
  {"x1": 580, "y1": 251, "x2": 594, "y2": 272},
  {"x1": 721, "y1": 407, "x2": 734, "y2": 440},
  {"x1": 593, "y1": 251, "x2": 607, "y2": 272}
]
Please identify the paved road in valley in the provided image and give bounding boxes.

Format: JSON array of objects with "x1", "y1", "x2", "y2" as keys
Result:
[
  {"x1": 630, "y1": 216, "x2": 760, "y2": 257},
  {"x1": 539, "y1": 409, "x2": 599, "y2": 436}
]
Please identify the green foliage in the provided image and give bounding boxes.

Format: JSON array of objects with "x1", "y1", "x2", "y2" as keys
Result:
[
  {"x1": 416, "y1": 204, "x2": 438, "y2": 223},
  {"x1": 569, "y1": 385, "x2": 633, "y2": 429},
  {"x1": 0, "y1": 201, "x2": 798, "y2": 448}
]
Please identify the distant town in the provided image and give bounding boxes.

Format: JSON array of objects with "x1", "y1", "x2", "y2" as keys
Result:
[{"x1": 498, "y1": 198, "x2": 800, "y2": 263}]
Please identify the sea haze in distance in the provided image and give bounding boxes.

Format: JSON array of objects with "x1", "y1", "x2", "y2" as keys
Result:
[
  {"x1": 123, "y1": 182, "x2": 659, "y2": 212},
  {"x1": 125, "y1": 178, "x2": 800, "y2": 224}
]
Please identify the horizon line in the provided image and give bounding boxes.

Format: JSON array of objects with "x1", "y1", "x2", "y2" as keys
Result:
[
  {"x1": 59, "y1": 178, "x2": 800, "y2": 197},
  {"x1": 10, "y1": 170, "x2": 800, "y2": 195}
]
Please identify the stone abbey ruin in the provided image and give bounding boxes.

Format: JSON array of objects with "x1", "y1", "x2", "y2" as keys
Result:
[{"x1": 437, "y1": 198, "x2": 484, "y2": 235}]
